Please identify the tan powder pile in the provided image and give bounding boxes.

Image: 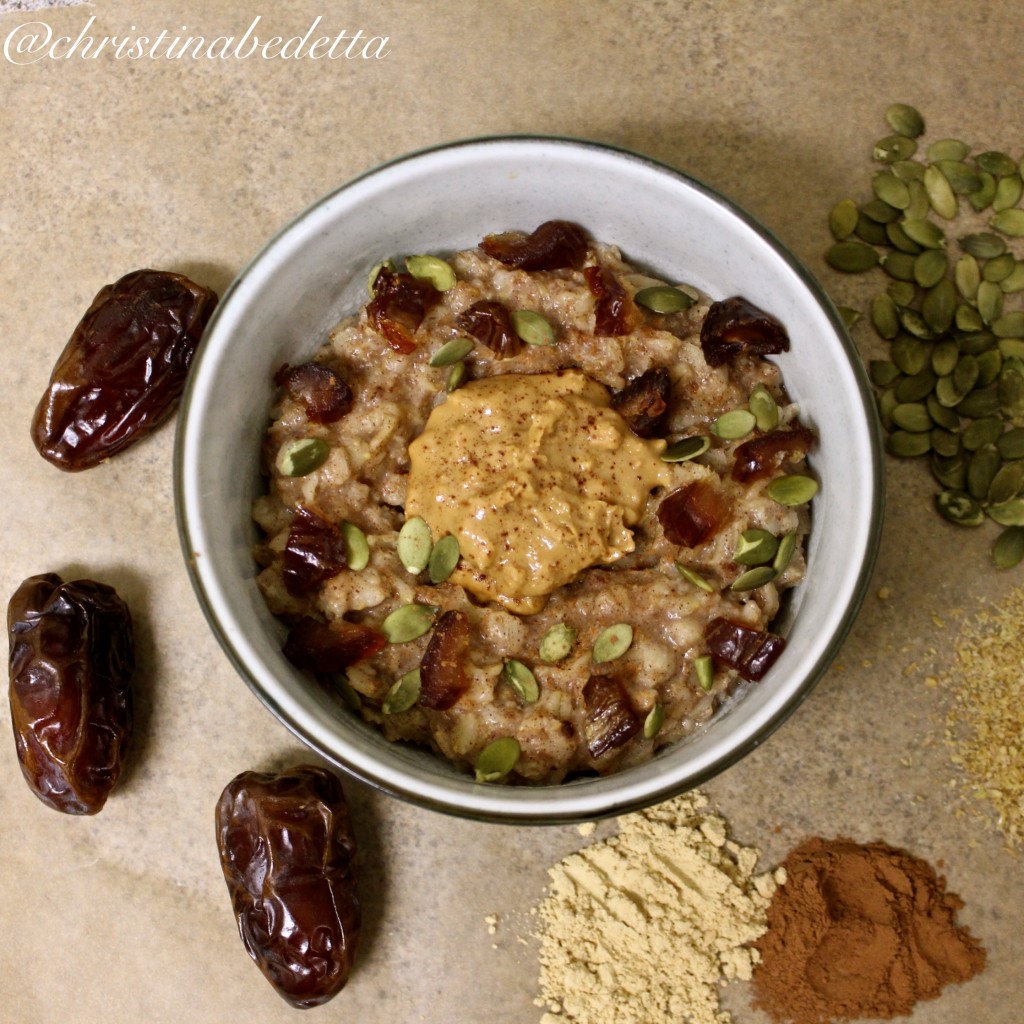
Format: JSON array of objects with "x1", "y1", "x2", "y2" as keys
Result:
[
  {"x1": 535, "y1": 791, "x2": 783, "y2": 1024},
  {"x1": 944, "y1": 587, "x2": 1024, "y2": 850}
]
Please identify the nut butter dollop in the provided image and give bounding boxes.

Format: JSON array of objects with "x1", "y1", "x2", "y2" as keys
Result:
[{"x1": 406, "y1": 370, "x2": 672, "y2": 613}]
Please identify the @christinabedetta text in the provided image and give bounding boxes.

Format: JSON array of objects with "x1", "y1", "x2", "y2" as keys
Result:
[{"x1": 3, "y1": 14, "x2": 391, "y2": 64}]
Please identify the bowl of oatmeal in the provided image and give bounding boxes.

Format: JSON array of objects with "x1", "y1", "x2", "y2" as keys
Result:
[{"x1": 175, "y1": 137, "x2": 883, "y2": 822}]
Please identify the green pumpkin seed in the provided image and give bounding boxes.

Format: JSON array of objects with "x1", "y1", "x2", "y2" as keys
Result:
[
  {"x1": 539, "y1": 623, "x2": 578, "y2": 662},
  {"x1": 429, "y1": 337, "x2": 474, "y2": 367},
  {"x1": 936, "y1": 489, "x2": 984, "y2": 526},
  {"x1": 976, "y1": 348, "x2": 1003, "y2": 387},
  {"x1": 930, "y1": 427, "x2": 960, "y2": 457},
  {"x1": 987, "y1": 498, "x2": 1024, "y2": 526},
  {"x1": 734, "y1": 528, "x2": 780, "y2": 566},
  {"x1": 427, "y1": 533, "x2": 461, "y2": 584},
  {"x1": 901, "y1": 218, "x2": 946, "y2": 249},
  {"x1": 954, "y1": 254, "x2": 981, "y2": 300},
  {"x1": 891, "y1": 402, "x2": 932, "y2": 433},
  {"x1": 773, "y1": 532, "x2": 797, "y2": 574},
  {"x1": 748, "y1": 385, "x2": 779, "y2": 432},
  {"x1": 998, "y1": 338, "x2": 1024, "y2": 360},
  {"x1": 446, "y1": 360, "x2": 467, "y2": 392},
  {"x1": 937, "y1": 159, "x2": 982, "y2": 195},
  {"x1": 934, "y1": 375, "x2": 964, "y2": 408},
  {"x1": 872, "y1": 171, "x2": 911, "y2": 209},
  {"x1": 931, "y1": 339, "x2": 960, "y2": 377},
  {"x1": 924, "y1": 164, "x2": 958, "y2": 219},
  {"x1": 968, "y1": 170, "x2": 998, "y2": 212},
  {"x1": 878, "y1": 387, "x2": 899, "y2": 430},
  {"x1": 767, "y1": 474, "x2": 819, "y2": 505},
  {"x1": 904, "y1": 179, "x2": 931, "y2": 221},
  {"x1": 694, "y1": 654, "x2": 715, "y2": 691},
  {"x1": 381, "y1": 603, "x2": 437, "y2": 644},
  {"x1": 731, "y1": 566, "x2": 777, "y2": 592},
  {"x1": 991, "y1": 209, "x2": 1024, "y2": 237},
  {"x1": 927, "y1": 393, "x2": 960, "y2": 431},
  {"x1": 898, "y1": 307, "x2": 936, "y2": 340},
  {"x1": 856, "y1": 213, "x2": 890, "y2": 245},
  {"x1": 960, "y1": 233, "x2": 1006, "y2": 259},
  {"x1": 983, "y1": 253, "x2": 1017, "y2": 284},
  {"x1": 837, "y1": 306, "x2": 862, "y2": 329},
  {"x1": 397, "y1": 516, "x2": 432, "y2": 573},
  {"x1": 634, "y1": 285, "x2": 696, "y2": 313},
  {"x1": 993, "y1": 312, "x2": 1024, "y2": 339},
  {"x1": 997, "y1": 426, "x2": 1024, "y2": 460},
  {"x1": 952, "y1": 353, "x2": 981, "y2": 394},
  {"x1": 334, "y1": 672, "x2": 362, "y2": 712},
  {"x1": 927, "y1": 138, "x2": 970, "y2": 162},
  {"x1": 988, "y1": 461, "x2": 1024, "y2": 505},
  {"x1": 886, "y1": 102, "x2": 925, "y2": 138},
  {"x1": 1000, "y1": 263, "x2": 1024, "y2": 293},
  {"x1": 406, "y1": 254, "x2": 457, "y2": 291},
  {"x1": 913, "y1": 249, "x2": 948, "y2": 288},
  {"x1": 998, "y1": 365, "x2": 1024, "y2": 419},
  {"x1": 892, "y1": 159, "x2": 926, "y2": 182},
  {"x1": 957, "y1": 387, "x2": 1000, "y2": 418},
  {"x1": 956, "y1": 304, "x2": 984, "y2": 332},
  {"x1": 992, "y1": 527, "x2": 1024, "y2": 569},
  {"x1": 962, "y1": 416, "x2": 1003, "y2": 451},
  {"x1": 959, "y1": 331, "x2": 997, "y2": 355},
  {"x1": 887, "y1": 280, "x2": 917, "y2": 306},
  {"x1": 661, "y1": 435, "x2": 710, "y2": 462},
  {"x1": 992, "y1": 174, "x2": 1024, "y2": 213},
  {"x1": 891, "y1": 335, "x2": 930, "y2": 375},
  {"x1": 511, "y1": 309, "x2": 556, "y2": 346},
  {"x1": 894, "y1": 367, "x2": 937, "y2": 403},
  {"x1": 922, "y1": 279, "x2": 956, "y2": 334},
  {"x1": 977, "y1": 280, "x2": 1004, "y2": 324},
  {"x1": 873, "y1": 134, "x2": 917, "y2": 163},
  {"x1": 931, "y1": 453, "x2": 967, "y2": 490},
  {"x1": 713, "y1": 408, "x2": 756, "y2": 440},
  {"x1": 861, "y1": 198, "x2": 902, "y2": 223},
  {"x1": 677, "y1": 563, "x2": 715, "y2": 593},
  {"x1": 341, "y1": 521, "x2": 370, "y2": 571},
  {"x1": 503, "y1": 659, "x2": 539, "y2": 703},
  {"x1": 870, "y1": 360, "x2": 902, "y2": 387},
  {"x1": 382, "y1": 669, "x2": 421, "y2": 715},
  {"x1": 882, "y1": 252, "x2": 917, "y2": 281},
  {"x1": 474, "y1": 737, "x2": 520, "y2": 783},
  {"x1": 826, "y1": 240, "x2": 880, "y2": 273},
  {"x1": 643, "y1": 703, "x2": 665, "y2": 739},
  {"x1": 976, "y1": 151, "x2": 1018, "y2": 177},
  {"x1": 276, "y1": 437, "x2": 330, "y2": 477},
  {"x1": 887, "y1": 430, "x2": 932, "y2": 457},
  {"x1": 593, "y1": 623, "x2": 633, "y2": 663},
  {"x1": 967, "y1": 446, "x2": 1002, "y2": 501},
  {"x1": 871, "y1": 293, "x2": 901, "y2": 338}
]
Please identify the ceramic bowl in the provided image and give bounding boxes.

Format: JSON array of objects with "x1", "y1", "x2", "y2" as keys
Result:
[{"x1": 175, "y1": 136, "x2": 883, "y2": 823}]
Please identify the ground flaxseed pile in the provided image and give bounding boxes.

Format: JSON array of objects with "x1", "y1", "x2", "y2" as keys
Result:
[
  {"x1": 944, "y1": 587, "x2": 1024, "y2": 850},
  {"x1": 535, "y1": 791, "x2": 782, "y2": 1024}
]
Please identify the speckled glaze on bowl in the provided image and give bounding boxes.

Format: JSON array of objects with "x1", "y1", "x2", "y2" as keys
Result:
[{"x1": 174, "y1": 136, "x2": 883, "y2": 823}]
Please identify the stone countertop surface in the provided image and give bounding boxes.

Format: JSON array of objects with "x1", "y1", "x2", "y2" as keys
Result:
[{"x1": 1, "y1": 1, "x2": 1021, "y2": 1021}]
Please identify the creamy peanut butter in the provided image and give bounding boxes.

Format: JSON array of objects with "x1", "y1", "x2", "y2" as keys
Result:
[{"x1": 405, "y1": 370, "x2": 672, "y2": 613}]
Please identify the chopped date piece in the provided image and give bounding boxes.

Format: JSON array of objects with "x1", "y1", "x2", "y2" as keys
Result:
[
  {"x1": 700, "y1": 296, "x2": 790, "y2": 368},
  {"x1": 732, "y1": 425, "x2": 816, "y2": 483},
  {"x1": 705, "y1": 617, "x2": 786, "y2": 682},
  {"x1": 584, "y1": 265, "x2": 637, "y2": 336},
  {"x1": 583, "y1": 673, "x2": 640, "y2": 759},
  {"x1": 479, "y1": 220, "x2": 589, "y2": 271},
  {"x1": 7, "y1": 572, "x2": 134, "y2": 815},
  {"x1": 282, "y1": 506, "x2": 348, "y2": 598},
  {"x1": 215, "y1": 765, "x2": 361, "y2": 1008},
  {"x1": 419, "y1": 609, "x2": 470, "y2": 711},
  {"x1": 366, "y1": 267, "x2": 441, "y2": 353},
  {"x1": 455, "y1": 300, "x2": 522, "y2": 358},
  {"x1": 31, "y1": 269, "x2": 218, "y2": 471},
  {"x1": 611, "y1": 367, "x2": 672, "y2": 438},
  {"x1": 658, "y1": 479, "x2": 731, "y2": 547},
  {"x1": 283, "y1": 616, "x2": 386, "y2": 674},
  {"x1": 274, "y1": 362, "x2": 353, "y2": 424}
]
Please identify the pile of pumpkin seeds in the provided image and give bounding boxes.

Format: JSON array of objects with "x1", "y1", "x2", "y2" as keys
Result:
[{"x1": 826, "y1": 103, "x2": 1024, "y2": 569}]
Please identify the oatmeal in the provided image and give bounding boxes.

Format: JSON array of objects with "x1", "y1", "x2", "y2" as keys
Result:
[{"x1": 252, "y1": 221, "x2": 816, "y2": 784}]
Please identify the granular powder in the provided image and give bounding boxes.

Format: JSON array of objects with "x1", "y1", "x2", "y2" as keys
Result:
[
  {"x1": 535, "y1": 791, "x2": 783, "y2": 1024},
  {"x1": 751, "y1": 836, "x2": 986, "y2": 1023}
]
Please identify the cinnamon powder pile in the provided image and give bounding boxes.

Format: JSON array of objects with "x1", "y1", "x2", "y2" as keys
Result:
[{"x1": 751, "y1": 837, "x2": 985, "y2": 1022}]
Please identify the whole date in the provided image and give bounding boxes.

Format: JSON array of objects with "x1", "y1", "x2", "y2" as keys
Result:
[
  {"x1": 31, "y1": 268, "x2": 218, "y2": 471},
  {"x1": 215, "y1": 765, "x2": 361, "y2": 1008},
  {"x1": 7, "y1": 572, "x2": 135, "y2": 814}
]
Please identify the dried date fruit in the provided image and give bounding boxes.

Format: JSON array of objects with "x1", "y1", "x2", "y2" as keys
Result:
[
  {"x1": 7, "y1": 572, "x2": 134, "y2": 814},
  {"x1": 700, "y1": 296, "x2": 790, "y2": 367},
  {"x1": 455, "y1": 300, "x2": 522, "y2": 358},
  {"x1": 611, "y1": 367, "x2": 671, "y2": 438},
  {"x1": 583, "y1": 673, "x2": 640, "y2": 759},
  {"x1": 584, "y1": 265, "x2": 637, "y2": 336},
  {"x1": 31, "y1": 269, "x2": 218, "y2": 471},
  {"x1": 366, "y1": 267, "x2": 441, "y2": 353},
  {"x1": 705, "y1": 616, "x2": 786, "y2": 681},
  {"x1": 282, "y1": 616, "x2": 386, "y2": 674},
  {"x1": 215, "y1": 765, "x2": 361, "y2": 1008},
  {"x1": 282, "y1": 506, "x2": 348, "y2": 598},
  {"x1": 479, "y1": 220, "x2": 589, "y2": 271},
  {"x1": 419, "y1": 609, "x2": 470, "y2": 711},
  {"x1": 658, "y1": 479, "x2": 731, "y2": 547},
  {"x1": 274, "y1": 362, "x2": 353, "y2": 424},
  {"x1": 732, "y1": 425, "x2": 816, "y2": 482}
]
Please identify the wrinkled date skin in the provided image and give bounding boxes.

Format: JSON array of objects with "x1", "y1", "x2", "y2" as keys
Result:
[
  {"x1": 215, "y1": 766, "x2": 361, "y2": 1009},
  {"x1": 31, "y1": 269, "x2": 218, "y2": 471},
  {"x1": 7, "y1": 573, "x2": 134, "y2": 814}
]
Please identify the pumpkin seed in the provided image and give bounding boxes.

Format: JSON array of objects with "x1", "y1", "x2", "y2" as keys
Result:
[
  {"x1": 960, "y1": 233, "x2": 1006, "y2": 259},
  {"x1": 898, "y1": 306, "x2": 936, "y2": 340},
  {"x1": 962, "y1": 416, "x2": 1003, "y2": 451},
  {"x1": 878, "y1": 387, "x2": 900, "y2": 430},
  {"x1": 885, "y1": 102, "x2": 925, "y2": 138},
  {"x1": 952, "y1": 353, "x2": 981, "y2": 395},
  {"x1": 930, "y1": 427, "x2": 960, "y2": 457},
  {"x1": 892, "y1": 159, "x2": 926, "y2": 181},
  {"x1": 931, "y1": 453, "x2": 967, "y2": 490},
  {"x1": 773, "y1": 532, "x2": 797, "y2": 574},
  {"x1": 861, "y1": 198, "x2": 902, "y2": 223},
  {"x1": 987, "y1": 498, "x2": 1024, "y2": 526},
  {"x1": 871, "y1": 293, "x2": 901, "y2": 338},
  {"x1": 731, "y1": 566, "x2": 777, "y2": 592},
  {"x1": 937, "y1": 159, "x2": 982, "y2": 195},
  {"x1": 276, "y1": 437, "x2": 330, "y2": 477},
  {"x1": 661, "y1": 435, "x2": 710, "y2": 462},
  {"x1": 870, "y1": 359, "x2": 902, "y2": 387},
  {"x1": 474, "y1": 737, "x2": 520, "y2": 783},
  {"x1": 927, "y1": 138, "x2": 970, "y2": 162},
  {"x1": 936, "y1": 489, "x2": 984, "y2": 526},
  {"x1": 927, "y1": 393, "x2": 960, "y2": 430},
  {"x1": 968, "y1": 170, "x2": 998, "y2": 212},
  {"x1": 887, "y1": 430, "x2": 932, "y2": 457},
  {"x1": 677, "y1": 563, "x2": 715, "y2": 593},
  {"x1": 882, "y1": 252, "x2": 917, "y2": 281},
  {"x1": 511, "y1": 309, "x2": 556, "y2": 346},
  {"x1": 749, "y1": 385, "x2": 779, "y2": 432},
  {"x1": 446, "y1": 360, "x2": 467, "y2": 392},
  {"x1": 1000, "y1": 263, "x2": 1024, "y2": 293},
  {"x1": 694, "y1": 654, "x2": 715, "y2": 691},
  {"x1": 978, "y1": 280, "x2": 1004, "y2": 324},
  {"x1": 382, "y1": 669, "x2": 421, "y2": 715},
  {"x1": 406, "y1": 254, "x2": 457, "y2": 291},
  {"x1": 634, "y1": 285, "x2": 696, "y2": 313},
  {"x1": 991, "y1": 209, "x2": 1024, "y2": 237},
  {"x1": 913, "y1": 249, "x2": 948, "y2": 289},
  {"x1": 992, "y1": 174, "x2": 1024, "y2": 213},
  {"x1": 901, "y1": 218, "x2": 945, "y2": 249},
  {"x1": 904, "y1": 179, "x2": 931, "y2": 220},
  {"x1": 891, "y1": 335, "x2": 930, "y2": 374},
  {"x1": 957, "y1": 387, "x2": 1000, "y2": 418},
  {"x1": 872, "y1": 172, "x2": 911, "y2": 209},
  {"x1": 837, "y1": 306, "x2": 862, "y2": 329},
  {"x1": 923, "y1": 164, "x2": 958, "y2": 219},
  {"x1": 954, "y1": 254, "x2": 981, "y2": 300},
  {"x1": 734, "y1": 528, "x2": 780, "y2": 566},
  {"x1": 887, "y1": 280, "x2": 917, "y2": 306},
  {"x1": 967, "y1": 446, "x2": 1001, "y2": 501},
  {"x1": 959, "y1": 331, "x2": 997, "y2": 355},
  {"x1": 998, "y1": 365, "x2": 1024, "y2": 419},
  {"x1": 381, "y1": 603, "x2": 437, "y2": 644},
  {"x1": 427, "y1": 533, "x2": 461, "y2": 584},
  {"x1": 976, "y1": 150, "x2": 1018, "y2": 177},
  {"x1": 712, "y1": 408, "x2": 756, "y2": 440},
  {"x1": 826, "y1": 240, "x2": 880, "y2": 272},
  {"x1": 891, "y1": 402, "x2": 932, "y2": 433},
  {"x1": 983, "y1": 253, "x2": 1017, "y2": 284},
  {"x1": 997, "y1": 426, "x2": 1024, "y2": 460},
  {"x1": 998, "y1": 338, "x2": 1024, "y2": 360},
  {"x1": 988, "y1": 461, "x2": 1024, "y2": 505},
  {"x1": 429, "y1": 336, "x2": 474, "y2": 367},
  {"x1": 341, "y1": 521, "x2": 370, "y2": 571},
  {"x1": 856, "y1": 214, "x2": 890, "y2": 246},
  {"x1": 874, "y1": 134, "x2": 917, "y2": 163},
  {"x1": 922, "y1": 279, "x2": 956, "y2": 334},
  {"x1": 993, "y1": 311, "x2": 1024, "y2": 338},
  {"x1": 643, "y1": 703, "x2": 665, "y2": 739},
  {"x1": 976, "y1": 348, "x2": 1003, "y2": 387},
  {"x1": 767, "y1": 474, "x2": 819, "y2": 505},
  {"x1": 397, "y1": 516, "x2": 432, "y2": 573},
  {"x1": 593, "y1": 623, "x2": 633, "y2": 663},
  {"x1": 931, "y1": 339, "x2": 960, "y2": 377},
  {"x1": 992, "y1": 527, "x2": 1024, "y2": 569},
  {"x1": 502, "y1": 659, "x2": 539, "y2": 703},
  {"x1": 956, "y1": 304, "x2": 984, "y2": 332},
  {"x1": 539, "y1": 623, "x2": 578, "y2": 662},
  {"x1": 894, "y1": 367, "x2": 937, "y2": 403},
  {"x1": 334, "y1": 672, "x2": 362, "y2": 712},
  {"x1": 934, "y1": 375, "x2": 964, "y2": 408}
]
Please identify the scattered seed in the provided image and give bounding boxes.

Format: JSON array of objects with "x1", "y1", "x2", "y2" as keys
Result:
[
  {"x1": 276, "y1": 437, "x2": 330, "y2": 477},
  {"x1": 334, "y1": 672, "x2": 362, "y2": 712},
  {"x1": 871, "y1": 293, "x2": 901, "y2": 338},
  {"x1": 767, "y1": 474, "x2": 819, "y2": 505},
  {"x1": 872, "y1": 172, "x2": 911, "y2": 209},
  {"x1": 593, "y1": 623, "x2": 633, "y2": 663},
  {"x1": 960, "y1": 232, "x2": 1006, "y2": 258},
  {"x1": 993, "y1": 311, "x2": 1024, "y2": 338},
  {"x1": 892, "y1": 159, "x2": 926, "y2": 182},
  {"x1": 988, "y1": 461, "x2": 1024, "y2": 505},
  {"x1": 446, "y1": 360, "x2": 467, "y2": 392},
  {"x1": 503, "y1": 659, "x2": 539, "y2": 703},
  {"x1": 887, "y1": 430, "x2": 932, "y2": 457},
  {"x1": 406, "y1": 254, "x2": 457, "y2": 291},
  {"x1": 886, "y1": 221, "x2": 922, "y2": 254},
  {"x1": 937, "y1": 159, "x2": 982, "y2": 195},
  {"x1": 734, "y1": 528, "x2": 779, "y2": 566},
  {"x1": 773, "y1": 532, "x2": 797, "y2": 574},
  {"x1": 870, "y1": 359, "x2": 902, "y2": 387},
  {"x1": 927, "y1": 138, "x2": 970, "y2": 162},
  {"x1": 913, "y1": 249, "x2": 947, "y2": 289},
  {"x1": 992, "y1": 526, "x2": 1024, "y2": 569},
  {"x1": 931, "y1": 427, "x2": 960, "y2": 457},
  {"x1": 748, "y1": 385, "x2": 779, "y2": 432},
  {"x1": 428, "y1": 533, "x2": 461, "y2": 584},
  {"x1": 381, "y1": 603, "x2": 438, "y2": 644},
  {"x1": 967, "y1": 446, "x2": 1002, "y2": 501},
  {"x1": 382, "y1": 669, "x2": 421, "y2": 714},
  {"x1": 954, "y1": 253, "x2": 981, "y2": 300},
  {"x1": 882, "y1": 252, "x2": 917, "y2": 280},
  {"x1": 930, "y1": 339, "x2": 960, "y2": 377},
  {"x1": 837, "y1": 305, "x2": 862, "y2": 329},
  {"x1": 341, "y1": 521, "x2": 370, "y2": 571},
  {"x1": 511, "y1": 309, "x2": 556, "y2": 346},
  {"x1": 694, "y1": 654, "x2": 715, "y2": 691},
  {"x1": 957, "y1": 386, "x2": 1000, "y2": 418},
  {"x1": 712, "y1": 408, "x2": 756, "y2": 440},
  {"x1": 993, "y1": 174, "x2": 1024, "y2": 213},
  {"x1": 894, "y1": 367, "x2": 936, "y2": 403},
  {"x1": 977, "y1": 280, "x2": 1004, "y2": 324},
  {"x1": 397, "y1": 516, "x2": 433, "y2": 573},
  {"x1": 962, "y1": 416, "x2": 1003, "y2": 451},
  {"x1": 429, "y1": 336, "x2": 474, "y2": 367},
  {"x1": 987, "y1": 498, "x2": 1024, "y2": 526},
  {"x1": 643, "y1": 704, "x2": 665, "y2": 739},
  {"x1": 731, "y1": 565, "x2": 778, "y2": 591},
  {"x1": 976, "y1": 151, "x2": 1018, "y2": 177},
  {"x1": 862, "y1": 198, "x2": 902, "y2": 224},
  {"x1": 887, "y1": 280, "x2": 917, "y2": 305},
  {"x1": 1000, "y1": 263, "x2": 1024, "y2": 294},
  {"x1": 997, "y1": 427, "x2": 1024, "y2": 460},
  {"x1": 856, "y1": 213, "x2": 889, "y2": 245},
  {"x1": 969, "y1": 170, "x2": 998, "y2": 212},
  {"x1": 923, "y1": 164, "x2": 958, "y2": 219},
  {"x1": 891, "y1": 402, "x2": 933, "y2": 433},
  {"x1": 977, "y1": 348, "x2": 1003, "y2": 387},
  {"x1": 826, "y1": 240, "x2": 880, "y2": 272},
  {"x1": 677, "y1": 563, "x2": 715, "y2": 593},
  {"x1": 936, "y1": 489, "x2": 984, "y2": 527},
  {"x1": 474, "y1": 737, "x2": 520, "y2": 783},
  {"x1": 661, "y1": 435, "x2": 710, "y2": 462},
  {"x1": 922, "y1": 279, "x2": 956, "y2": 334},
  {"x1": 991, "y1": 209, "x2": 1024, "y2": 239},
  {"x1": 873, "y1": 134, "x2": 917, "y2": 163},
  {"x1": 634, "y1": 285, "x2": 695, "y2": 313},
  {"x1": 899, "y1": 306, "x2": 936, "y2": 340},
  {"x1": 901, "y1": 218, "x2": 945, "y2": 249},
  {"x1": 956, "y1": 304, "x2": 985, "y2": 332},
  {"x1": 539, "y1": 623, "x2": 578, "y2": 662},
  {"x1": 927, "y1": 392, "x2": 960, "y2": 430},
  {"x1": 932, "y1": 453, "x2": 968, "y2": 490}
]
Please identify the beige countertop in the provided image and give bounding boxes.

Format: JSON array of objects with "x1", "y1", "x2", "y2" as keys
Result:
[{"x1": 1, "y1": 1, "x2": 1021, "y2": 1021}]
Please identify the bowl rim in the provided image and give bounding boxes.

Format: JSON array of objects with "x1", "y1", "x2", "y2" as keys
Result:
[{"x1": 174, "y1": 133, "x2": 885, "y2": 824}]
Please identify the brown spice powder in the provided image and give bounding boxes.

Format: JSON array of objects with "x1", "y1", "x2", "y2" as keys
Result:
[{"x1": 751, "y1": 836, "x2": 985, "y2": 1023}]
